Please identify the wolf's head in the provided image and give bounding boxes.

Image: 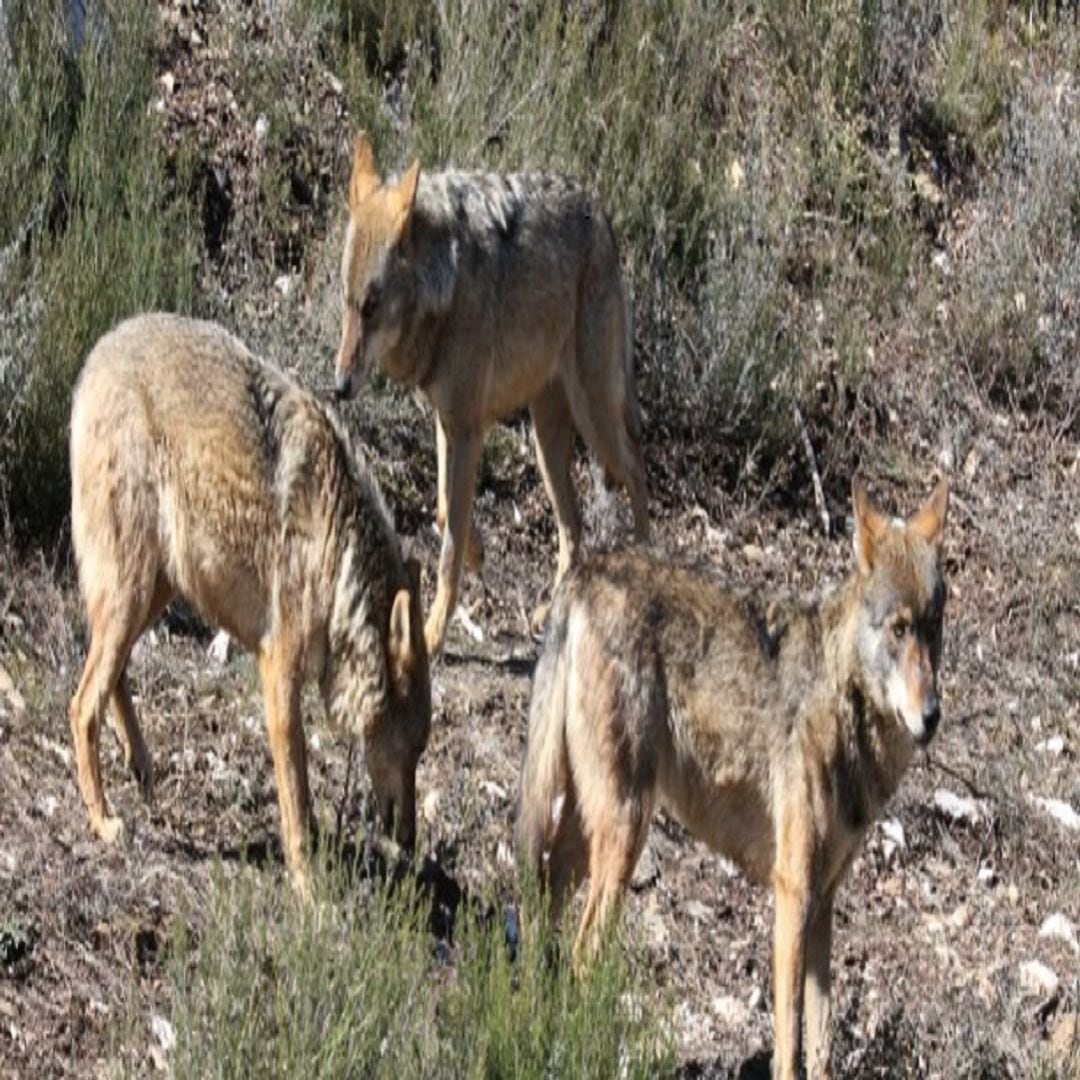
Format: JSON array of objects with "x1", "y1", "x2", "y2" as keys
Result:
[
  {"x1": 850, "y1": 477, "x2": 950, "y2": 748},
  {"x1": 336, "y1": 132, "x2": 461, "y2": 401},
  {"x1": 365, "y1": 557, "x2": 432, "y2": 853}
]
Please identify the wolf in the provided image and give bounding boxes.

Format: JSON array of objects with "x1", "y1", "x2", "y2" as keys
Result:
[
  {"x1": 518, "y1": 478, "x2": 950, "y2": 1079},
  {"x1": 68, "y1": 314, "x2": 431, "y2": 891},
  {"x1": 334, "y1": 133, "x2": 650, "y2": 656}
]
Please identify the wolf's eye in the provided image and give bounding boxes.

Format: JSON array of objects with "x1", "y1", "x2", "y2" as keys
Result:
[
  {"x1": 892, "y1": 620, "x2": 908, "y2": 641},
  {"x1": 362, "y1": 289, "x2": 380, "y2": 320}
]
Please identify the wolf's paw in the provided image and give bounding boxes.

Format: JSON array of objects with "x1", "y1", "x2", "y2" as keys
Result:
[{"x1": 94, "y1": 814, "x2": 126, "y2": 844}]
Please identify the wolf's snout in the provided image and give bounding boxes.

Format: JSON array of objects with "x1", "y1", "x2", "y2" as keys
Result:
[
  {"x1": 919, "y1": 696, "x2": 941, "y2": 745},
  {"x1": 334, "y1": 372, "x2": 353, "y2": 401}
]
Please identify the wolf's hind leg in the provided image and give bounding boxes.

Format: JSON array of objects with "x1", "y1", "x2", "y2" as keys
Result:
[
  {"x1": 69, "y1": 593, "x2": 153, "y2": 842},
  {"x1": 546, "y1": 782, "x2": 589, "y2": 930},
  {"x1": 106, "y1": 576, "x2": 172, "y2": 803},
  {"x1": 572, "y1": 796, "x2": 652, "y2": 971},
  {"x1": 109, "y1": 672, "x2": 155, "y2": 803},
  {"x1": 531, "y1": 381, "x2": 582, "y2": 585}
]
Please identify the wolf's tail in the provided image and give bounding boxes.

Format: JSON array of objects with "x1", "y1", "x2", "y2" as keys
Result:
[
  {"x1": 617, "y1": 268, "x2": 643, "y2": 446},
  {"x1": 517, "y1": 593, "x2": 573, "y2": 881}
]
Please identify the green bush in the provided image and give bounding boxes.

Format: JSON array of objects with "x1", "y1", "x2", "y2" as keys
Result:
[
  {"x1": 162, "y1": 858, "x2": 674, "y2": 1078},
  {"x1": 0, "y1": 1, "x2": 196, "y2": 542}
]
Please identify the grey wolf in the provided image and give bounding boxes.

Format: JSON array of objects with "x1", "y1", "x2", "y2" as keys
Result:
[
  {"x1": 68, "y1": 314, "x2": 430, "y2": 891},
  {"x1": 518, "y1": 478, "x2": 950, "y2": 1079},
  {"x1": 334, "y1": 133, "x2": 649, "y2": 656}
]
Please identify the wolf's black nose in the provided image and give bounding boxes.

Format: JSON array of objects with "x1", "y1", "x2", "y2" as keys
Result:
[{"x1": 922, "y1": 699, "x2": 941, "y2": 740}]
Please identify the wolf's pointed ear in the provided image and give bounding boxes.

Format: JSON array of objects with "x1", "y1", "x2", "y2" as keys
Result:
[
  {"x1": 852, "y1": 477, "x2": 886, "y2": 575},
  {"x1": 392, "y1": 158, "x2": 421, "y2": 238},
  {"x1": 389, "y1": 586, "x2": 417, "y2": 693},
  {"x1": 349, "y1": 132, "x2": 380, "y2": 215},
  {"x1": 908, "y1": 476, "x2": 949, "y2": 548}
]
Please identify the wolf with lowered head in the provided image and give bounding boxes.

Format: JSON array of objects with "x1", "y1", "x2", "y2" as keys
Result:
[
  {"x1": 519, "y1": 478, "x2": 950, "y2": 1079},
  {"x1": 334, "y1": 134, "x2": 649, "y2": 655},
  {"x1": 68, "y1": 314, "x2": 430, "y2": 892}
]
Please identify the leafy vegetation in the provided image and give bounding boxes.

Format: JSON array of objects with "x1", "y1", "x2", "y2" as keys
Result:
[{"x1": 160, "y1": 858, "x2": 673, "y2": 1079}]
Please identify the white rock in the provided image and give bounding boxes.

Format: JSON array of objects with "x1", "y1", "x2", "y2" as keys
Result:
[
  {"x1": 35, "y1": 795, "x2": 59, "y2": 819},
  {"x1": 1031, "y1": 796, "x2": 1080, "y2": 832},
  {"x1": 742, "y1": 543, "x2": 764, "y2": 563},
  {"x1": 880, "y1": 817, "x2": 906, "y2": 861},
  {"x1": 1019, "y1": 959, "x2": 1059, "y2": 998},
  {"x1": 255, "y1": 113, "x2": 270, "y2": 141},
  {"x1": 1039, "y1": 914, "x2": 1079, "y2": 955},
  {"x1": 422, "y1": 788, "x2": 440, "y2": 825},
  {"x1": 1035, "y1": 735, "x2": 1065, "y2": 755},
  {"x1": 933, "y1": 788, "x2": 982, "y2": 825},
  {"x1": 977, "y1": 865, "x2": 997, "y2": 887},
  {"x1": 479, "y1": 779, "x2": 507, "y2": 802},
  {"x1": 880, "y1": 817, "x2": 906, "y2": 847},
  {"x1": 727, "y1": 157, "x2": 744, "y2": 193},
  {"x1": 150, "y1": 1013, "x2": 175, "y2": 1052},
  {"x1": 684, "y1": 899, "x2": 712, "y2": 921},
  {"x1": 0, "y1": 663, "x2": 24, "y2": 713},
  {"x1": 454, "y1": 605, "x2": 484, "y2": 643},
  {"x1": 35, "y1": 735, "x2": 71, "y2": 769},
  {"x1": 273, "y1": 274, "x2": 293, "y2": 298},
  {"x1": 160, "y1": 71, "x2": 175, "y2": 96},
  {"x1": 208, "y1": 630, "x2": 232, "y2": 665},
  {"x1": 712, "y1": 993, "x2": 748, "y2": 1027}
]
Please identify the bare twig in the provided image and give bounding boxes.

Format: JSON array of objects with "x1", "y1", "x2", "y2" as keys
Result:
[
  {"x1": 921, "y1": 751, "x2": 992, "y2": 802},
  {"x1": 792, "y1": 404, "x2": 830, "y2": 537}
]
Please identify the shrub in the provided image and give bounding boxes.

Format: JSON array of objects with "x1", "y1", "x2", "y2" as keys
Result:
[
  {"x1": 163, "y1": 857, "x2": 674, "y2": 1078},
  {"x1": 952, "y1": 68, "x2": 1080, "y2": 429},
  {"x1": 0, "y1": 1, "x2": 197, "y2": 542}
]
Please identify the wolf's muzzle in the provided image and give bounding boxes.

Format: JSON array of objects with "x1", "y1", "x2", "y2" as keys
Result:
[
  {"x1": 918, "y1": 697, "x2": 941, "y2": 745},
  {"x1": 334, "y1": 372, "x2": 353, "y2": 401}
]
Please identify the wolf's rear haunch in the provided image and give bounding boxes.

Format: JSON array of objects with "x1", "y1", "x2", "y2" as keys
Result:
[{"x1": 68, "y1": 313, "x2": 431, "y2": 890}]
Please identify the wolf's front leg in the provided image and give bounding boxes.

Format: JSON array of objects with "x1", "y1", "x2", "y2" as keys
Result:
[
  {"x1": 772, "y1": 834, "x2": 813, "y2": 1080},
  {"x1": 803, "y1": 892, "x2": 835, "y2": 1079},
  {"x1": 425, "y1": 430, "x2": 483, "y2": 656},
  {"x1": 259, "y1": 638, "x2": 314, "y2": 896}
]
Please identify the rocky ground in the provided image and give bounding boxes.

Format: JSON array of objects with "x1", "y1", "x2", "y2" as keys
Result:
[
  {"x1": 1, "y1": 1, "x2": 1078, "y2": 1076},
  {"x1": 1, "y1": 407, "x2": 1078, "y2": 1076}
]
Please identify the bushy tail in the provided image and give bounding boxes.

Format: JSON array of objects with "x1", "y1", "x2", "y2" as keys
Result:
[
  {"x1": 517, "y1": 600, "x2": 572, "y2": 881},
  {"x1": 617, "y1": 269, "x2": 642, "y2": 446}
]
